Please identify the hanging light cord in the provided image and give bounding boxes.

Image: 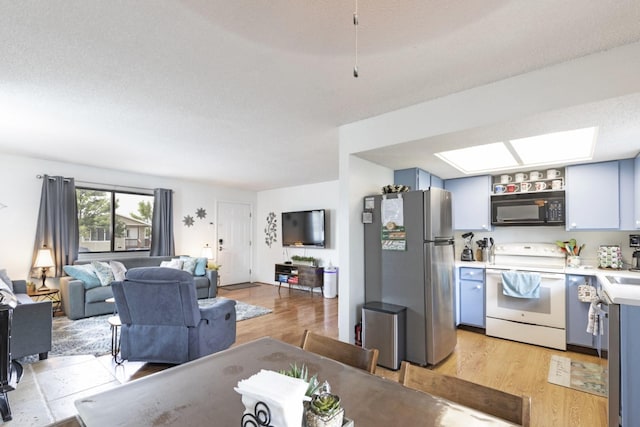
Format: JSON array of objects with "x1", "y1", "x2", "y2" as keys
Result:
[{"x1": 353, "y1": 0, "x2": 359, "y2": 78}]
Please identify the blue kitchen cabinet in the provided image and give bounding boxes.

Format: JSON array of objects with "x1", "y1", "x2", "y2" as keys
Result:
[
  {"x1": 621, "y1": 304, "x2": 640, "y2": 426},
  {"x1": 566, "y1": 161, "x2": 620, "y2": 230},
  {"x1": 458, "y1": 267, "x2": 485, "y2": 328},
  {"x1": 635, "y1": 154, "x2": 640, "y2": 229},
  {"x1": 566, "y1": 275, "x2": 607, "y2": 351},
  {"x1": 444, "y1": 175, "x2": 491, "y2": 231},
  {"x1": 619, "y1": 158, "x2": 635, "y2": 230},
  {"x1": 394, "y1": 168, "x2": 443, "y2": 190}
]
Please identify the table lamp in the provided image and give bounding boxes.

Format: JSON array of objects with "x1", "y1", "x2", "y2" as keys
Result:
[
  {"x1": 34, "y1": 247, "x2": 54, "y2": 290},
  {"x1": 202, "y1": 244, "x2": 214, "y2": 269}
]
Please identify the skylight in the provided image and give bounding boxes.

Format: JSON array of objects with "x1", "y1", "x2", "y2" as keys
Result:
[
  {"x1": 435, "y1": 127, "x2": 598, "y2": 174},
  {"x1": 435, "y1": 142, "x2": 518, "y2": 174}
]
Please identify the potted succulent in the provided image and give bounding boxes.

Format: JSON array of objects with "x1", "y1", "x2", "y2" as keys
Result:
[
  {"x1": 305, "y1": 392, "x2": 344, "y2": 427},
  {"x1": 280, "y1": 363, "x2": 320, "y2": 397}
]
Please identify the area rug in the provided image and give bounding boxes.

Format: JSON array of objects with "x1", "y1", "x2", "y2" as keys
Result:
[
  {"x1": 19, "y1": 297, "x2": 271, "y2": 362},
  {"x1": 547, "y1": 355, "x2": 608, "y2": 397},
  {"x1": 220, "y1": 283, "x2": 261, "y2": 291}
]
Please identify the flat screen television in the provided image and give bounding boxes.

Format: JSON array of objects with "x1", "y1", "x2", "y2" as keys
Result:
[{"x1": 281, "y1": 209, "x2": 326, "y2": 248}]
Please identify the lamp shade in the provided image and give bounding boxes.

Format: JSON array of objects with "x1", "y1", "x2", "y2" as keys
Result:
[
  {"x1": 201, "y1": 244, "x2": 214, "y2": 260},
  {"x1": 34, "y1": 248, "x2": 54, "y2": 268}
]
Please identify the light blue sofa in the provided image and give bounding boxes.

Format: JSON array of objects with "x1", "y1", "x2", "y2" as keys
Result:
[
  {"x1": 60, "y1": 256, "x2": 218, "y2": 320},
  {"x1": 112, "y1": 267, "x2": 236, "y2": 364}
]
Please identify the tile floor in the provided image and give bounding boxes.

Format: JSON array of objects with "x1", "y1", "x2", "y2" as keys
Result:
[{"x1": 6, "y1": 355, "x2": 144, "y2": 426}]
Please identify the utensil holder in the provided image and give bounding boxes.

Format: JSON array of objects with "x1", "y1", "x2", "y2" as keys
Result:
[{"x1": 567, "y1": 256, "x2": 581, "y2": 268}]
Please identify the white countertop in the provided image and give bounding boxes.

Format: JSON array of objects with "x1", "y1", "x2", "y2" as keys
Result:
[{"x1": 455, "y1": 261, "x2": 640, "y2": 306}]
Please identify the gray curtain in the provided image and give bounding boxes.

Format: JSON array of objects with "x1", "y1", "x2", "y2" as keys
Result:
[
  {"x1": 32, "y1": 175, "x2": 79, "y2": 277},
  {"x1": 150, "y1": 188, "x2": 175, "y2": 256}
]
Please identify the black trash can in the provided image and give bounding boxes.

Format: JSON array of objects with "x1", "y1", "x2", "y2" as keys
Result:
[{"x1": 362, "y1": 302, "x2": 406, "y2": 370}]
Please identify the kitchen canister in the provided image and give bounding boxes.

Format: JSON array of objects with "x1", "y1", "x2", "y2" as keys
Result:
[{"x1": 598, "y1": 245, "x2": 622, "y2": 269}]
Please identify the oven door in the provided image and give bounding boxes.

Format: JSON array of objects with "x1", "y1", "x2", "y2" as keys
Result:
[{"x1": 485, "y1": 269, "x2": 566, "y2": 328}]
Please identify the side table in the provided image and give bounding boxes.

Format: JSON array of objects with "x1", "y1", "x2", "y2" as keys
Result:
[
  {"x1": 108, "y1": 315, "x2": 123, "y2": 365},
  {"x1": 27, "y1": 288, "x2": 61, "y2": 315}
]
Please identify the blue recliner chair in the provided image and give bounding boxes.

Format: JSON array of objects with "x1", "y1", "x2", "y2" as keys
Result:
[{"x1": 111, "y1": 267, "x2": 236, "y2": 364}]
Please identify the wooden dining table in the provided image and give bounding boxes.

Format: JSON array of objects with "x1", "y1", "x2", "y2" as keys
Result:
[{"x1": 75, "y1": 337, "x2": 516, "y2": 426}]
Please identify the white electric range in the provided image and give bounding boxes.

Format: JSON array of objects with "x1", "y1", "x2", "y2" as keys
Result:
[{"x1": 485, "y1": 242, "x2": 567, "y2": 350}]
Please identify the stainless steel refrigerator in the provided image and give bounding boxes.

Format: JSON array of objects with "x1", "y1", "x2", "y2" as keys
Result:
[{"x1": 363, "y1": 188, "x2": 457, "y2": 366}]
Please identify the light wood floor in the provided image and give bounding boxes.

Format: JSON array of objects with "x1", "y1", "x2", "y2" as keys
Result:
[{"x1": 124, "y1": 283, "x2": 607, "y2": 426}]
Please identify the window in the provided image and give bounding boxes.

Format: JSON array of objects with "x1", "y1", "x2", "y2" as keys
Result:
[{"x1": 77, "y1": 188, "x2": 154, "y2": 253}]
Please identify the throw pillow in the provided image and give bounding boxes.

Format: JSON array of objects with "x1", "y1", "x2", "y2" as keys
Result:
[
  {"x1": 160, "y1": 259, "x2": 183, "y2": 270},
  {"x1": 63, "y1": 264, "x2": 101, "y2": 290},
  {"x1": 110, "y1": 261, "x2": 127, "y2": 281},
  {"x1": 0, "y1": 284, "x2": 18, "y2": 306},
  {"x1": 0, "y1": 269, "x2": 13, "y2": 292},
  {"x1": 0, "y1": 279, "x2": 13, "y2": 295},
  {"x1": 91, "y1": 261, "x2": 115, "y2": 286},
  {"x1": 180, "y1": 256, "x2": 196, "y2": 274},
  {"x1": 194, "y1": 257, "x2": 207, "y2": 276}
]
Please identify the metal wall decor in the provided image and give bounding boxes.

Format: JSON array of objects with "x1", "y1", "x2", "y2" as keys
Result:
[
  {"x1": 195, "y1": 207, "x2": 207, "y2": 219},
  {"x1": 264, "y1": 212, "x2": 277, "y2": 247},
  {"x1": 183, "y1": 215, "x2": 194, "y2": 227}
]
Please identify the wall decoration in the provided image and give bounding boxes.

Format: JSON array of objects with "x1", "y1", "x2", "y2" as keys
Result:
[
  {"x1": 196, "y1": 208, "x2": 207, "y2": 219},
  {"x1": 183, "y1": 215, "x2": 195, "y2": 227},
  {"x1": 264, "y1": 212, "x2": 277, "y2": 247}
]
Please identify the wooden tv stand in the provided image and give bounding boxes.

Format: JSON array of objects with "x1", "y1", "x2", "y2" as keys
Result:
[{"x1": 275, "y1": 264, "x2": 324, "y2": 295}]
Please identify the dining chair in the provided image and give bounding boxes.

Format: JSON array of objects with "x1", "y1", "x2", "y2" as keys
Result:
[
  {"x1": 399, "y1": 361, "x2": 531, "y2": 427},
  {"x1": 300, "y1": 330, "x2": 379, "y2": 374}
]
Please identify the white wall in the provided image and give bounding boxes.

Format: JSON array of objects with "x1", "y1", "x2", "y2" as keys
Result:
[
  {"x1": 0, "y1": 153, "x2": 257, "y2": 283},
  {"x1": 255, "y1": 181, "x2": 339, "y2": 285},
  {"x1": 337, "y1": 153, "x2": 393, "y2": 342}
]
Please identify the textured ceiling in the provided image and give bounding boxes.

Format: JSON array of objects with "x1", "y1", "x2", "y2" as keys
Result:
[{"x1": 1, "y1": 1, "x2": 640, "y2": 190}]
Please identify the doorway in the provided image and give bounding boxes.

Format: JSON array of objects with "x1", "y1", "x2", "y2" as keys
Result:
[{"x1": 216, "y1": 201, "x2": 252, "y2": 285}]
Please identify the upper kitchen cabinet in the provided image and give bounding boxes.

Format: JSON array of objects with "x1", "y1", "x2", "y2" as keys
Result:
[
  {"x1": 635, "y1": 155, "x2": 640, "y2": 229},
  {"x1": 619, "y1": 158, "x2": 636, "y2": 230},
  {"x1": 566, "y1": 161, "x2": 620, "y2": 230},
  {"x1": 444, "y1": 175, "x2": 491, "y2": 231},
  {"x1": 394, "y1": 168, "x2": 443, "y2": 190}
]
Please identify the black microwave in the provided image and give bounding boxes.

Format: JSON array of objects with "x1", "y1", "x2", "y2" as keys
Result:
[{"x1": 491, "y1": 191, "x2": 565, "y2": 226}]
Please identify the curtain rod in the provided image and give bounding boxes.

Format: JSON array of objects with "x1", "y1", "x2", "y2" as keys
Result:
[
  {"x1": 36, "y1": 175, "x2": 155, "y2": 193},
  {"x1": 36, "y1": 174, "x2": 71, "y2": 182}
]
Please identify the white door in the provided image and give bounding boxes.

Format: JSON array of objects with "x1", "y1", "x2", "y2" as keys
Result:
[{"x1": 216, "y1": 201, "x2": 252, "y2": 285}]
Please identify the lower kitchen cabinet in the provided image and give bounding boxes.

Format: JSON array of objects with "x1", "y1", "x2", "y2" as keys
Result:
[
  {"x1": 566, "y1": 275, "x2": 608, "y2": 351},
  {"x1": 458, "y1": 267, "x2": 485, "y2": 328},
  {"x1": 621, "y1": 304, "x2": 640, "y2": 426}
]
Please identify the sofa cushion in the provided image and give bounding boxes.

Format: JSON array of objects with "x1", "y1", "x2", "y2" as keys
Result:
[
  {"x1": 193, "y1": 276, "x2": 209, "y2": 290},
  {"x1": 180, "y1": 256, "x2": 196, "y2": 274},
  {"x1": 0, "y1": 278, "x2": 18, "y2": 305},
  {"x1": 92, "y1": 261, "x2": 115, "y2": 286},
  {"x1": 85, "y1": 285, "x2": 114, "y2": 303},
  {"x1": 160, "y1": 259, "x2": 183, "y2": 269},
  {"x1": 64, "y1": 264, "x2": 101, "y2": 289},
  {"x1": 15, "y1": 294, "x2": 33, "y2": 305},
  {"x1": 194, "y1": 257, "x2": 207, "y2": 276},
  {"x1": 110, "y1": 260, "x2": 127, "y2": 281},
  {"x1": 0, "y1": 269, "x2": 13, "y2": 292}
]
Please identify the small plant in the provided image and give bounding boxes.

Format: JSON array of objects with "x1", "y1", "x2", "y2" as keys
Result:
[
  {"x1": 291, "y1": 255, "x2": 316, "y2": 266},
  {"x1": 207, "y1": 262, "x2": 222, "y2": 271},
  {"x1": 279, "y1": 363, "x2": 320, "y2": 396},
  {"x1": 309, "y1": 393, "x2": 341, "y2": 417},
  {"x1": 305, "y1": 392, "x2": 344, "y2": 427}
]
